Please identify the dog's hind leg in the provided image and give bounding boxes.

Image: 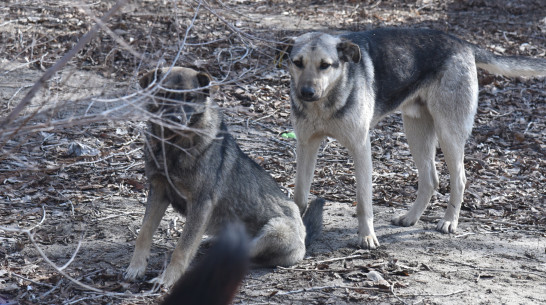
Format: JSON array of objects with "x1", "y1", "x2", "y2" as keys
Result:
[
  {"x1": 435, "y1": 131, "x2": 467, "y2": 233},
  {"x1": 294, "y1": 136, "x2": 323, "y2": 214},
  {"x1": 432, "y1": 58, "x2": 478, "y2": 233},
  {"x1": 392, "y1": 108, "x2": 439, "y2": 227},
  {"x1": 125, "y1": 182, "x2": 170, "y2": 280}
]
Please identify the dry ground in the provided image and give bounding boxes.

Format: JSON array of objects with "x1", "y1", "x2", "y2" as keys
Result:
[{"x1": 1, "y1": 1, "x2": 545, "y2": 304}]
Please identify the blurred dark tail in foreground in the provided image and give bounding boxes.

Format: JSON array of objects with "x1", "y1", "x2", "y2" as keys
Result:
[
  {"x1": 302, "y1": 198, "x2": 325, "y2": 247},
  {"x1": 162, "y1": 223, "x2": 250, "y2": 305}
]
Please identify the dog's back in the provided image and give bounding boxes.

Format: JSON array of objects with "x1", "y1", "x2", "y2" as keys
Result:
[
  {"x1": 342, "y1": 28, "x2": 546, "y2": 116},
  {"x1": 342, "y1": 29, "x2": 470, "y2": 116}
]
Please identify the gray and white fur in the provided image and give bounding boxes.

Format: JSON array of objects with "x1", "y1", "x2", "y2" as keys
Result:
[
  {"x1": 124, "y1": 67, "x2": 324, "y2": 287},
  {"x1": 279, "y1": 28, "x2": 545, "y2": 249}
]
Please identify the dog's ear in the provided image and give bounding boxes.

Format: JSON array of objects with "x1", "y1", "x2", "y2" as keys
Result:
[
  {"x1": 139, "y1": 69, "x2": 163, "y2": 89},
  {"x1": 196, "y1": 71, "x2": 211, "y2": 87},
  {"x1": 275, "y1": 37, "x2": 295, "y2": 68},
  {"x1": 337, "y1": 40, "x2": 361, "y2": 63},
  {"x1": 196, "y1": 71, "x2": 217, "y2": 95}
]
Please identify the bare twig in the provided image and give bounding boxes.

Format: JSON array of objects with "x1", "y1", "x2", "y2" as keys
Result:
[
  {"x1": 420, "y1": 215, "x2": 542, "y2": 230},
  {"x1": 314, "y1": 254, "x2": 367, "y2": 265},
  {"x1": 277, "y1": 266, "x2": 357, "y2": 273},
  {"x1": 455, "y1": 267, "x2": 544, "y2": 278},
  {"x1": 0, "y1": 208, "x2": 160, "y2": 298},
  {"x1": 94, "y1": 211, "x2": 144, "y2": 222},
  {"x1": 40, "y1": 278, "x2": 64, "y2": 300},
  {"x1": 76, "y1": 3, "x2": 145, "y2": 62},
  {"x1": 397, "y1": 289, "x2": 465, "y2": 298},
  {"x1": 275, "y1": 285, "x2": 385, "y2": 296},
  {"x1": 59, "y1": 238, "x2": 83, "y2": 271},
  {"x1": 10, "y1": 271, "x2": 54, "y2": 288},
  {"x1": 0, "y1": 0, "x2": 129, "y2": 132}
]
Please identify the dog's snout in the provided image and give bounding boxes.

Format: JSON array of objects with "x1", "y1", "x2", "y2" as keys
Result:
[
  {"x1": 300, "y1": 87, "x2": 316, "y2": 101},
  {"x1": 165, "y1": 111, "x2": 186, "y2": 125},
  {"x1": 162, "y1": 104, "x2": 193, "y2": 126}
]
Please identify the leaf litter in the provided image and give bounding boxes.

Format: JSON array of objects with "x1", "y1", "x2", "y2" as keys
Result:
[{"x1": 0, "y1": 0, "x2": 545, "y2": 304}]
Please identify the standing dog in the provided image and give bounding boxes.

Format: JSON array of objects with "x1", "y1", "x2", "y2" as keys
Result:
[
  {"x1": 124, "y1": 67, "x2": 324, "y2": 287},
  {"x1": 279, "y1": 28, "x2": 546, "y2": 249}
]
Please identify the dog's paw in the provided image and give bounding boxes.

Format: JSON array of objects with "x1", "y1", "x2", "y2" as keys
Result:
[
  {"x1": 391, "y1": 214, "x2": 418, "y2": 227},
  {"x1": 149, "y1": 268, "x2": 182, "y2": 288},
  {"x1": 436, "y1": 218, "x2": 458, "y2": 233},
  {"x1": 124, "y1": 265, "x2": 146, "y2": 281},
  {"x1": 358, "y1": 234, "x2": 380, "y2": 250},
  {"x1": 148, "y1": 275, "x2": 164, "y2": 286}
]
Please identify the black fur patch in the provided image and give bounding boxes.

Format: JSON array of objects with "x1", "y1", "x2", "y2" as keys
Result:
[{"x1": 342, "y1": 28, "x2": 467, "y2": 116}]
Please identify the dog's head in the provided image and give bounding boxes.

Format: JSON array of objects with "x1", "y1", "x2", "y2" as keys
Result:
[
  {"x1": 140, "y1": 67, "x2": 214, "y2": 127},
  {"x1": 279, "y1": 33, "x2": 360, "y2": 102}
]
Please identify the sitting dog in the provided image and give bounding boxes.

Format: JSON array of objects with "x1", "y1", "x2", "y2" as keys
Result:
[
  {"x1": 278, "y1": 28, "x2": 545, "y2": 249},
  {"x1": 123, "y1": 67, "x2": 324, "y2": 287}
]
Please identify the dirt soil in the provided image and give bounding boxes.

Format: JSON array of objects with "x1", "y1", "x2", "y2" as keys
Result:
[{"x1": 1, "y1": 0, "x2": 545, "y2": 304}]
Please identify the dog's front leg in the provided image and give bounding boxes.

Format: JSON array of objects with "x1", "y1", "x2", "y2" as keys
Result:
[
  {"x1": 125, "y1": 184, "x2": 170, "y2": 280},
  {"x1": 151, "y1": 198, "x2": 213, "y2": 288},
  {"x1": 349, "y1": 136, "x2": 380, "y2": 249},
  {"x1": 294, "y1": 136, "x2": 323, "y2": 214}
]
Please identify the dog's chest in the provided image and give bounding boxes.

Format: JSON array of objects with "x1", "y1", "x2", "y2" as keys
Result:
[
  {"x1": 294, "y1": 101, "x2": 367, "y2": 140},
  {"x1": 145, "y1": 139, "x2": 203, "y2": 184}
]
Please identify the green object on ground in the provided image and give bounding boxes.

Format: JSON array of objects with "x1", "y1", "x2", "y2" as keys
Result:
[{"x1": 281, "y1": 131, "x2": 296, "y2": 139}]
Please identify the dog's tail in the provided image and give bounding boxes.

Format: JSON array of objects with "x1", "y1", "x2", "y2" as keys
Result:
[
  {"x1": 473, "y1": 46, "x2": 546, "y2": 77},
  {"x1": 161, "y1": 223, "x2": 249, "y2": 305},
  {"x1": 302, "y1": 198, "x2": 325, "y2": 247}
]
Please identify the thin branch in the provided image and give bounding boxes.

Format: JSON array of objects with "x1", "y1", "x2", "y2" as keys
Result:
[
  {"x1": 397, "y1": 289, "x2": 465, "y2": 298},
  {"x1": 94, "y1": 211, "x2": 144, "y2": 222},
  {"x1": 314, "y1": 254, "x2": 367, "y2": 265},
  {"x1": 0, "y1": 208, "x2": 160, "y2": 298},
  {"x1": 420, "y1": 215, "x2": 543, "y2": 230},
  {"x1": 275, "y1": 285, "x2": 386, "y2": 296},
  {"x1": 277, "y1": 266, "x2": 356, "y2": 273},
  {"x1": 0, "y1": 0, "x2": 129, "y2": 131},
  {"x1": 40, "y1": 278, "x2": 64, "y2": 300},
  {"x1": 10, "y1": 271, "x2": 54, "y2": 288},
  {"x1": 455, "y1": 267, "x2": 544, "y2": 278},
  {"x1": 59, "y1": 238, "x2": 83, "y2": 271},
  {"x1": 76, "y1": 3, "x2": 145, "y2": 62}
]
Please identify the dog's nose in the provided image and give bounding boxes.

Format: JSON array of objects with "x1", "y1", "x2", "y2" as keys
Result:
[
  {"x1": 166, "y1": 112, "x2": 186, "y2": 125},
  {"x1": 300, "y1": 87, "x2": 316, "y2": 100}
]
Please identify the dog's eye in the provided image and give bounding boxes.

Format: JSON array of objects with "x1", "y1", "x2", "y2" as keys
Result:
[
  {"x1": 185, "y1": 94, "x2": 196, "y2": 102},
  {"x1": 319, "y1": 62, "x2": 331, "y2": 70},
  {"x1": 292, "y1": 59, "x2": 303, "y2": 68}
]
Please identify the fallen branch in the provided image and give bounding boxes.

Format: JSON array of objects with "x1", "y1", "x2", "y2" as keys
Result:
[
  {"x1": 0, "y1": 207, "x2": 160, "y2": 298},
  {"x1": 274, "y1": 285, "x2": 386, "y2": 296},
  {"x1": 40, "y1": 278, "x2": 64, "y2": 300},
  {"x1": 397, "y1": 289, "x2": 465, "y2": 298},
  {"x1": 10, "y1": 271, "x2": 54, "y2": 289},
  {"x1": 314, "y1": 254, "x2": 368, "y2": 265},
  {"x1": 0, "y1": 0, "x2": 129, "y2": 132},
  {"x1": 456, "y1": 267, "x2": 544, "y2": 278},
  {"x1": 420, "y1": 215, "x2": 542, "y2": 230},
  {"x1": 277, "y1": 266, "x2": 358, "y2": 273},
  {"x1": 94, "y1": 211, "x2": 145, "y2": 222}
]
